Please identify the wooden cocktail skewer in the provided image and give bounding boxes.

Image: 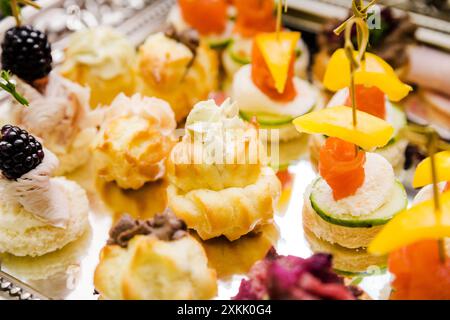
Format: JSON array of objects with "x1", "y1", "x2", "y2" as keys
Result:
[
  {"x1": 334, "y1": 0, "x2": 378, "y2": 35},
  {"x1": 343, "y1": 17, "x2": 369, "y2": 129},
  {"x1": 402, "y1": 123, "x2": 450, "y2": 261},
  {"x1": 9, "y1": 0, "x2": 41, "y2": 26},
  {"x1": 276, "y1": 0, "x2": 288, "y2": 40},
  {"x1": 426, "y1": 128, "x2": 447, "y2": 262}
]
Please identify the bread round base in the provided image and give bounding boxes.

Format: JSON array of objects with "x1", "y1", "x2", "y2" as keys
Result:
[
  {"x1": 302, "y1": 194, "x2": 384, "y2": 249},
  {"x1": 0, "y1": 177, "x2": 89, "y2": 257},
  {"x1": 304, "y1": 228, "x2": 386, "y2": 274},
  {"x1": 263, "y1": 124, "x2": 301, "y2": 142},
  {"x1": 0, "y1": 228, "x2": 91, "y2": 280}
]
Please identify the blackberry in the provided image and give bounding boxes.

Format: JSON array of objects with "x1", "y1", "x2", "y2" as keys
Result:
[
  {"x1": 0, "y1": 125, "x2": 44, "y2": 180},
  {"x1": 1, "y1": 25, "x2": 52, "y2": 83}
]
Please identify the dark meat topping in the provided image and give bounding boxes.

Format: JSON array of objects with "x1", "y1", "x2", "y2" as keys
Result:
[
  {"x1": 107, "y1": 210, "x2": 187, "y2": 248},
  {"x1": 164, "y1": 24, "x2": 200, "y2": 55}
]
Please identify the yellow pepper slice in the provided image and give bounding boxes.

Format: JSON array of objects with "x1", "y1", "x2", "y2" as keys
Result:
[
  {"x1": 255, "y1": 31, "x2": 300, "y2": 93},
  {"x1": 413, "y1": 151, "x2": 450, "y2": 188},
  {"x1": 292, "y1": 105, "x2": 394, "y2": 150},
  {"x1": 368, "y1": 191, "x2": 450, "y2": 256},
  {"x1": 323, "y1": 49, "x2": 412, "y2": 102}
]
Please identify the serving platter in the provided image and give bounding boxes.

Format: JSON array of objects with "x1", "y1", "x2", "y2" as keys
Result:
[
  {"x1": 0, "y1": 143, "x2": 392, "y2": 300},
  {"x1": 0, "y1": 0, "x2": 406, "y2": 300}
]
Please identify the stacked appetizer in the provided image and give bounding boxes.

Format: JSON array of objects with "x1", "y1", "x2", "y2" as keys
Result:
[
  {"x1": 92, "y1": 94, "x2": 176, "y2": 190},
  {"x1": 60, "y1": 27, "x2": 137, "y2": 108},
  {"x1": 294, "y1": 106, "x2": 407, "y2": 249},
  {"x1": 167, "y1": 0, "x2": 233, "y2": 48},
  {"x1": 166, "y1": 98, "x2": 281, "y2": 240},
  {"x1": 94, "y1": 212, "x2": 217, "y2": 300},
  {"x1": 369, "y1": 151, "x2": 450, "y2": 299},
  {"x1": 309, "y1": 49, "x2": 412, "y2": 172},
  {"x1": 136, "y1": 27, "x2": 219, "y2": 122},
  {"x1": 222, "y1": 0, "x2": 309, "y2": 83},
  {"x1": 231, "y1": 31, "x2": 320, "y2": 142},
  {"x1": 1, "y1": 24, "x2": 99, "y2": 175},
  {"x1": 313, "y1": 7, "x2": 417, "y2": 85},
  {"x1": 0, "y1": 125, "x2": 89, "y2": 257}
]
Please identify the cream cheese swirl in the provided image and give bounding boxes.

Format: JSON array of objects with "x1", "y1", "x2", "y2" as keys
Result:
[
  {"x1": 0, "y1": 148, "x2": 70, "y2": 227},
  {"x1": 60, "y1": 27, "x2": 136, "y2": 80}
]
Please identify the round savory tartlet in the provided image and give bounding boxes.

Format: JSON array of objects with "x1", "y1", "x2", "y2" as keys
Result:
[
  {"x1": 60, "y1": 27, "x2": 137, "y2": 108},
  {"x1": 231, "y1": 31, "x2": 321, "y2": 142},
  {"x1": 94, "y1": 213, "x2": 217, "y2": 300},
  {"x1": 167, "y1": 99, "x2": 281, "y2": 241},
  {"x1": 136, "y1": 31, "x2": 219, "y2": 122},
  {"x1": 92, "y1": 94, "x2": 176, "y2": 190},
  {"x1": 309, "y1": 87, "x2": 408, "y2": 173},
  {"x1": 0, "y1": 126, "x2": 89, "y2": 257},
  {"x1": 303, "y1": 138, "x2": 407, "y2": 249}
]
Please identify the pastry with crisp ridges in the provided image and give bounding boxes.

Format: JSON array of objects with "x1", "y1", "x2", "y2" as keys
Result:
[
  {"x1": 92, "y1": 93, "x2": 176, "y2": 190},
  {"x1": 94, "y1": 212, "x2": 217, "y2": 300},
  {"x1": 60, "y1": 27, "x2": 137, "y2": 108},
  {"x1": 167, "y1": 99, "x2": 281, "y2": 241},
  {"x1": 136, "y1": 29, "x2": 219, "y2": 122}
]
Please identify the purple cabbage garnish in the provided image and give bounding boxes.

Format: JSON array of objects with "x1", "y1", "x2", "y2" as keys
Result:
[{"x1": 233, "y1": 249, "x2": 361, "y2": 300}]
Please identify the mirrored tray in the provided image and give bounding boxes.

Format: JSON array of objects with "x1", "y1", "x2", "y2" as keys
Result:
[
  {"x1": 0, "y1": 0, "x2": 394, "y2": 300},
  {"x1": 0, "y1": 139, "x2": 392, "y2": 300}
]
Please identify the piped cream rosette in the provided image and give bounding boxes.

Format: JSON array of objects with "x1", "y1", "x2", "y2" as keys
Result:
[
  {"x1": 60, "y1": 27, "x2": 137, "y2": 108},
  {"x1": 92, "y1": 94, "x2": 176, "y2": 190},
  {"x1": 0, "y1": 148, "x2": 89, "y2": 257},
  {"x1": 167, "y1": 99, "x2": 281, "y2": 241},
  {"x1": 10, "y1": 72, "x2": 98, "y2": 175},
  {"x1": 136, "y1": 32, "x2": 219, "y2": 122}
]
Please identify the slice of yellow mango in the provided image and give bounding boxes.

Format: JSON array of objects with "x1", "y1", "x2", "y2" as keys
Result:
[
  {"x1": 323, "y1": 49, "x2": 412, "y2": 102},
  {"x1": 255, "y1": 31, "x2": 300, "y2": 93},
  {"x1": 292, "y1": 105, "x2": 394, "y2": 150},
  {"x1": 368, "y1": 191, "x2": 450, "y2": 256},
  {"x1": 413, "y1": 151, "x2": 450, "y2": 188}
]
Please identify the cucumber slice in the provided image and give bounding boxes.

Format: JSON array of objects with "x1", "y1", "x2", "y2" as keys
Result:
[
  {"x1": 239, "y1": 111, "x2": 294, "y2": 126},
  {"x1": 229, "y1": 49, "x2": 251, "y2": 65},
  {"x1": 310, "y1": 180, "x2": 407, "y2": 228},
  {"x1": 208, "y1": 37, "x2": 233, "y2": 50},
  {"x1": 389, "y1": 103, "x2": 407, "y2": 136},
  {"x1": 227, "y1": 41, "x2": 252, "y2": 65}
]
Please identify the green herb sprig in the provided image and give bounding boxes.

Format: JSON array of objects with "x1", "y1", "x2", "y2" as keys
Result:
[
  {"x1": 0, "y1": 0, "x2": 40, "y2": 26},
  {"x1": 0, "y1": 70, "x2": 29, "y2": 106}
]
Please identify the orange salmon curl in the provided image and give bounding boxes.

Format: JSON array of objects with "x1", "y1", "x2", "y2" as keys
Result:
[
  {"x1": 345, "y1": 85, "x2": 386, "y2": 120},
  {"x1": 318, "y1": 137, "x2": 366, "y2": 201},
  {"x1": 389, "y1": 239, "x2": 450, "y2": 300},
  {"x1": 251, "y1": 41, "x2": 297, "y2": 102},
  {"x1": 234, "y1": 0, "x2": 277, "y2": 37},
  {"x1": 179, "y1": 0, "x2": 228, "y2": 35}
]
